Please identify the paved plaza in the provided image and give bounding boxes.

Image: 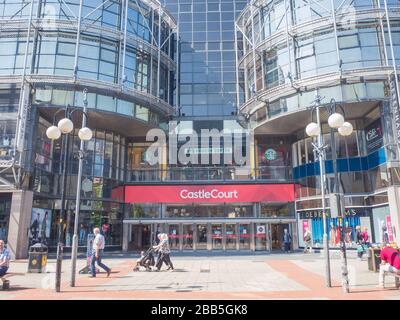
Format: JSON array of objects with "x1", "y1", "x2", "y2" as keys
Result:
[{"x1": 1, "y1": 250, "x2": 400, "y2": 300}]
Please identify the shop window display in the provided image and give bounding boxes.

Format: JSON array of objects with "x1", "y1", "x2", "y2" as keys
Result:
[
  {"x1": 0, "y1": 196, "x2": 11, "y2": 241},
  {"x1": 311, "y1": 216, "x2": 362, "y2": 247}
]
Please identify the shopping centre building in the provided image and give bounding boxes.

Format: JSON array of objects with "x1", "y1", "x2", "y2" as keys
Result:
[{"x1": 1, "y1": 0, "x2": 400, "y2": 258}]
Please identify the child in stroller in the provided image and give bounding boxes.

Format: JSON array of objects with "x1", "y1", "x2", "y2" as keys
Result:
[{"x1": 133, "y1": 247, "x2": 156, "y2": 272}]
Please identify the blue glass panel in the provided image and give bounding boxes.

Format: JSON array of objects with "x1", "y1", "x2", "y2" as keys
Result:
[
  {"x1": 348, "y1": 157, "x2": 362, "y2": 171},
  {"x1": 325, "y1": 160, "x2": 333, "y2": 174},
  {"x1": 299, "y1": 165, "x2": 306, "y2": 178},
  {"x1": 361, "y1": 156, "x2": 368, "y2": 170},
  {"x1": 293, "y1": 167, "x2": 299, "y2": 180},
  {"x1": 337, "y1": 159, "x2": 349, "y2": 172},
  {"x1": 305, "y1": 163, "x2": 315, "y2": 176},
  {"x1": 315, "y1": 162, "x2": 321, "y2": 176}
]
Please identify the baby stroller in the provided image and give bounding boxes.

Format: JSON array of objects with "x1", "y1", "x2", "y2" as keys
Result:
[{"x1": 133, "y1": 247, "x2": 156, "y2": 272}]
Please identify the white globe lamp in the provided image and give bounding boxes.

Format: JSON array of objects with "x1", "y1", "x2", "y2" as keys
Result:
[
  {"x1": 328, "y1": 113, "x2": 344, "y2": 129},
  {"x1": 338, "y1": 122, "x2": 353, "y2": 136},
  {"x1": 305, "y1": 122, "x2": 320, "y2": 137},
  {"x1": 46, "y1": 126, "x2": 61, "y2": 140},
  {"x1": 58, "y1": 118, "x2": 74, "y2": 134},
  {"x1": 78, "y1": 127, "x2": 93, "y2": 141}
]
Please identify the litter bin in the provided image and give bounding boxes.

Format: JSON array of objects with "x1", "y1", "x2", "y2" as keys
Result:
[
  {"x1": 28, "y1": 243, "x2": 48, "y2": 273},
  {"x1": 368, "y1": 247, "x2": 381, "y2": 272}
]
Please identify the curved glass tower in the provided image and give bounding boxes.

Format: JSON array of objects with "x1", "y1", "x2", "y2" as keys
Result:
[
  {"x1": 0, "y1": 0, "x2": 177, "y2": 256},
  {"x1": 236, "y1": 0, "x2": 400, "y2": 248}
]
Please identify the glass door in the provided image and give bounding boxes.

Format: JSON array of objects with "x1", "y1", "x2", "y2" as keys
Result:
[
  {"x1": 239, "y1": 224, "x2": 250, "y2": 250},
  {"x1": 225, "y1": 223, "x2": 237, "y2": 250},
  {"x1": 211, "y1": 224, "x2": 223, "y2": 250},
  {"x1": 182, "y1": 224, "x2": 194, "y2": 250},
  {"x1": 255, "y1": 223, "x2": 267, "y2": 251},
  {"x1": 168, "y1": 224, "x2": 180, "y2": 250},
  {"x1": 195, "y1": 224, "x2": 208, "y2": 250}
]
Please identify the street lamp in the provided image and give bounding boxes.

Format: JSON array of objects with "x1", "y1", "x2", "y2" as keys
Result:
[
  {"x1": 46, "y1": 95, "x2": 92, "y2": 293},
  {"x1": 70, "y1": 89, "x2": 91, "y2": 287},
  {"x1": 306, "y1": 96, "x2": 352, "y2": 293}
]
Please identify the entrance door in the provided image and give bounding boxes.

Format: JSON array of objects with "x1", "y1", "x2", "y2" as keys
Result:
[
  {"x1": 182, "y1": 224, "x2": 194, "y2": 250},
  {"x1": 168, "y1": 224, "x2": 180, "y2": 250},
  {"x1": 225, "y1": 223, "x2": 237, "y2": 250},
  {"x1": 195, "y1": 224, "x2": 208, "y2": 250},
  {"x1": 255, "y1": 223, "x2": 267, "y2": 251},
  {"x1": 271, "y1": 224, "x2": 289, "y2": 251},
  {"x1": 239, "y1": 224, "x2": 251, "y2": 250},
  {"x1": 211, "y1": 224, "x2": 223, "y2": 250},
  {"x1": 130, "y1": 224, "x2": 151, "y2": 251}
]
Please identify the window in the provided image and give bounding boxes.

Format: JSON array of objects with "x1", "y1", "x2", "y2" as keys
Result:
[{"x1": 338, "y1": 34, "x2": 359, "y2": 49}]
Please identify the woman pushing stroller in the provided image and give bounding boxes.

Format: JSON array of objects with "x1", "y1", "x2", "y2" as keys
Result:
[{"x1": 153, "y1": 233, "x2": 174, "y2": 271}]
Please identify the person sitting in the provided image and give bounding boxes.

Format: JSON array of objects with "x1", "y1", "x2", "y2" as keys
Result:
[
  {"x1": 377, "y1": 245, "x2": 400, "y2": 288},
  {"x1": 0, "y1": 240, "x2": 10, "y2": 279}
]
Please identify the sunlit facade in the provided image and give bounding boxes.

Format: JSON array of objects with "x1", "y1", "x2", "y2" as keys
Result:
[
  {"x1": 236, "y1": 0, "x2": 400, "y2": 248},
  {"x1": 0, "y1": 0, "x2": 177, "y2": 257}
]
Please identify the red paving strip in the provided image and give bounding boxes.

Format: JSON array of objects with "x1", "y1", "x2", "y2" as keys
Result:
[
  {"x1": 265, "y1": 260, "x2": 399, "y2": 300},
  {"x1": 5, "y1": 259, "x2": 400, "y2": 300}
]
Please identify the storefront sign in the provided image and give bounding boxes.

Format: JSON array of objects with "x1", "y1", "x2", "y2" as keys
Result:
[
  {"x1": 256, "y1": 225, "x2": 266, "y2": 234},
  {"x1": 386, "y1": 215, "x2": 394, "y2": 243},
  {"x1": 264, "y1": 148, "x2": 277, "y2": 161},
  {"x1": 365, "y1": 119, "x2": 383, "y2": 154},
  {"x1": 29, "y1": 208, "x2": 52, "y2": 245},
  {"x1": 298, "y1": 208, "x2": 366, "y2": 220},
  {"x1": 389, "y1": 73, "x2": 400, "y2": 145},
  {"x1": 124, "y1": 184, "x2": 295, "y2": 203},
  {"x1": 184, "y1": 147, "x2": 233, "y2": 155}
]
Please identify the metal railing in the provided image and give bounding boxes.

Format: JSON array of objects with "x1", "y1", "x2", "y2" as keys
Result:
[{"x1": 126, "y1": 166, "x2": 292, "y2": 183}]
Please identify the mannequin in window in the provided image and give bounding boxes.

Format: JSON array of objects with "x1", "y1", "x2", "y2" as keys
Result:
[
  {"x1": 335, "y1": 222, "x2": 341, "y2": 246},
  {"x1": 2, "y1": 130, "x2": 10, "y2": 147},
  {"x1": 79, "y1": 224, "x2": 86, "y2": 245},
  {"x1": 381, "y1": 220, "x2": 389, "y2": 244},
  {"x1": 329, "y1": 222, "x2": 336, "y2": 246},
  {"x1": 344, "y1": 221, "x2": 353, "y2": 245}
]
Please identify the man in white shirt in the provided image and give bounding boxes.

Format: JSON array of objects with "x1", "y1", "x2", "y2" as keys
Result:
[{"x1": 90, "y1": 228, "x2": 111, "y2": 278}]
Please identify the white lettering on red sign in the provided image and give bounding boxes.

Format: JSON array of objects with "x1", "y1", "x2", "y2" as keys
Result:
[{"x1": 180, "y1": 189, "x2": 239, "y2": 200}]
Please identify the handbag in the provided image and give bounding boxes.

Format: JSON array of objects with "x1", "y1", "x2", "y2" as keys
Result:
[{"x1": 357, "y1": 244, "x2": 366, "y2": 253}]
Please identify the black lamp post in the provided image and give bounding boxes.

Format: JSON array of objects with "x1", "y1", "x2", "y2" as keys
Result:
[
  {"x1": 46, "y1": 104, "x2": 92, "y2": 292},
  {"x1": 306, "y1": 96, "x2": 353, "y2": 293}
]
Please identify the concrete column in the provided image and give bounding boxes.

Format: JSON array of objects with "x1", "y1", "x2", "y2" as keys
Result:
[
  {"x1": 122, "y1": 222, "x2": 129, "y2": 252},
  {"x1": 250, "y1": 222, "x2": 255, "y2": 251},
  {"x1": 387, "y1": 186, "x2": 400, "y2": 244},
  {"x1": 7, "y1": 190, "x2": 33, "y2": 259},
  {"x1": 207, "y1": 222, "x2": 212, "y2": 251},
  {"x1": 291, "y1": 221, "x2": 299, "y2": 250},
  {"x1": 222, "y1": 223, "x2": 226, "y2": 251}
]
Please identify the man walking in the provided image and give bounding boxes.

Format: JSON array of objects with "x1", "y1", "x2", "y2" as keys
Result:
[
  {"x1": 90, "y1": 228, "x2": 111, "y2": 278},
  {"x1": 0, "y1": 240, "x2": 10, "y2": 278},
  {"x1": 283, "y1": 228, "x2": 292, "y2": 253}
]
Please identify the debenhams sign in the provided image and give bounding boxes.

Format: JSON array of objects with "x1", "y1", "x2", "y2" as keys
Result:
[{"x1": 299, "y1": 208, "x2": 365, "y2": 219}]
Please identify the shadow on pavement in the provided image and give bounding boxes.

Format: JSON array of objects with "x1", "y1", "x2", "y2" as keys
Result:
[{"x1": 2, "y1": 286, "x2": 32, "y2": 292}]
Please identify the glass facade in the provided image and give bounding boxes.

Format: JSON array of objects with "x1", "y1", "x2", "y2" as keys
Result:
[
  {"x1": 237, "y1": 0, "x2": 400, "y2": 247},
  {"x1": 163, "y1": 0, "x2": 248, "y2": 116},
  {"x1": 0, "y1": 0, "x2": 177, "y2": 251}
]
